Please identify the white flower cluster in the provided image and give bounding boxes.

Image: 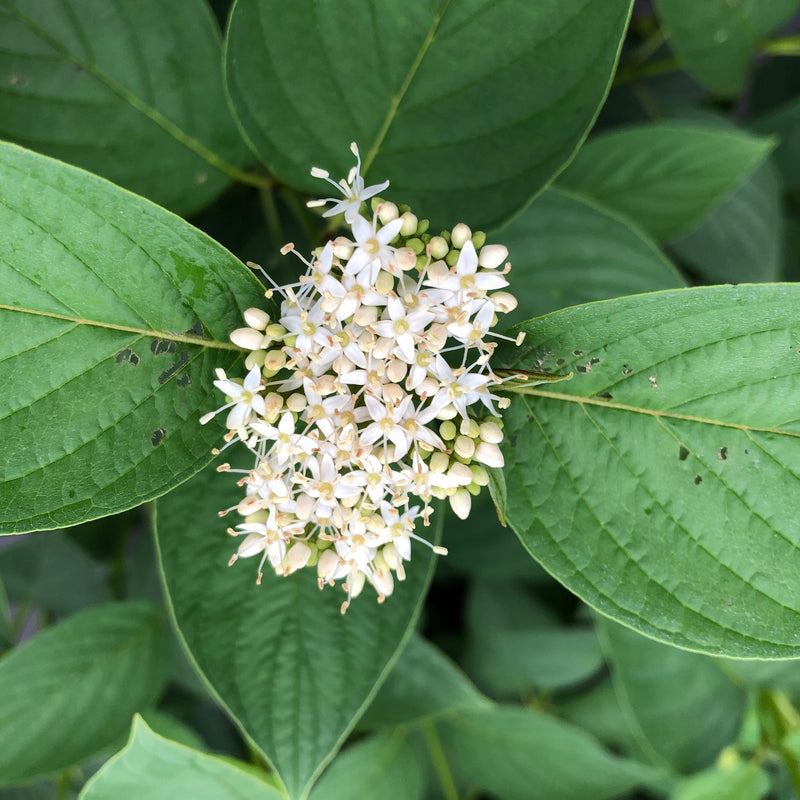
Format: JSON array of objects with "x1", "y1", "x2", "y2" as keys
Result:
[{"x1": 202, "y1": 144, "x2": 524, "y2": 612}]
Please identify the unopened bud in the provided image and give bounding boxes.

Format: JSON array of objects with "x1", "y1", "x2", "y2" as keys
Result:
[
  {"x1": 425, "y1": 260, "x2": 449, "y2": 285},
  {"x1": 396, "y1": 247, "x2": 417, "y2": 271},
  {"x1": 243, "y1": 308, "x2": 270, "y2": 330},
  {"x1": 474, "y1": 441, "x2": 504, "y2": 468},
  {"x1": 477, "y1": 244, "x2": 507, "y2": 270},
  {"x1": 489, "y1": 291, "x2": 517, "y2": 313},
  {"x1": 230, "y1": 327, "x2": 265, "y2": 350},
  {"x1": 428, "y1": 236, "x2": 449, "y2": 260},
  {"x1": 439, "y1": 420, "x2": 457, "y2": 441},
  {"x1": 449, "y1": 488, "x2": 472, "y2": 519},
  {"x1": 470, "y1": 464, "x2": 489, "y2": 486},
  {"x1": 287, "y1": 393, "x2": 306, "y2": 412},
  {"x1": 332, "y1": 236, "x2": 353, "y2": 260},
  {"x1": 430, "y1": 452, "x2": 450, "y2": 473},
  {"x1": 377, "y1": 201, "x2": 399, "y2": 223},
  {"x1": 400, "y1": 212, "x2": 418, "y2": 236},
  {"x1": 448, "y1": 462, "x2": 473, "y2": 485},
  {"x1": 479, "y1": 420, "x2": 504, "y2": 443},
  {"x1": 245, "y1": 350, "x2": 266, "y2": 370},
  {"x1": 471, "y1": 230, "x2": 487, "y2": 250},
  {"x1": 386, "y1": 358, "x2": 407, "y2": 383},
  {"x1": 454, "y1": 434, "x2": 475, "y2": 459},
  {"x1": 451, "y1": 223, "x2": 472, "y2": 249}
]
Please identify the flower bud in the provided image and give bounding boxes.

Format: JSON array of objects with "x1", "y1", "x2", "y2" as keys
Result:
[
  {"x1": 448, "y1": 461, "x2": 473, "y2": 485},
  {"x1": 243, "y1": 307, "x2": 270, "y2": 330},
  {"x1": 426, "y1": 260, "x2": 449, "y2": 285},
  {"x1": 285, "y1": 541, "x2": 312, "y2": 574},
  {"x1": 454, "y1": 434, "x2": 475, "y2": 459},
  {"x1": 377, "y1": 201, "x2": 399, "y2": 223},
  {"x1": 318, "y1": 548, "x2": 339, "y2": 581},
  {"x1": 428, "y1": 236, "x2": 449, "y2": 260},
  {"x1": 245, "y1": 350, "x2": 266, "y2": 370},
  {"x1": 430, "y1": 452, "x2": 450, "y2": 473},
  {"x1": 400, "y1": 211, "x2": 418, "y2": 236},
  {"x1": 470, "y1": 464, "x2": 489, "y2": 486},
  {"x1": 395, "y1": 247, "x2": 417, "y2": 271},
  {"x1": 451, "y1": 223, "x2": 472, "y2": 249},
  {"x1": 471, "y1": 230, "x2": 487, "y2": 250},
  {"x1": 439, "y1": 420, "x2": 457, "y2": 441},
  {"x1": 449, "y1": 488, "x2": 472, "y2": 519},
  {"x1": 474, "y1": 441, "x2": 504, "y2": 468},
  {"x1": 478, "y1": 244, "x2": 508, "y2": 269},
  {"x1": 333, "y1": 236, "x2": 353, "y2": 260},
  {"x1": 479, "y1": 420, "x2": 504, "y2": 443},
  {"x1": 489, "y1": 291, "x2": 517, "y2": 313},
  {"x1": 230, "y1": 327, "x2": 265, "y2": 350},
  {"x1": 386, "y1": 358, "x2": 407, "y2": 383},
  {"x1": 287, "y1": 393, "x2": 306, "y2": 412}
]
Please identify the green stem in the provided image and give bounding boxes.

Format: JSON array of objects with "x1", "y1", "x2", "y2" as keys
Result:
[
  {"x1": 260, "y1": 186, "x2": 284, "y2": 247},
  {"x1": 424, "y1": 721, "x2": 459, "y2": 800}
]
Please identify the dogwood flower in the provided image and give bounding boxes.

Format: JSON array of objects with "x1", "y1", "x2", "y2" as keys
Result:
[{"x1": 202, "y1": 146, "x2": 524, "y2": 611}]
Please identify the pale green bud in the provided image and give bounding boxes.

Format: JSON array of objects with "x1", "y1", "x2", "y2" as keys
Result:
[
  {"x1": 451, "y1": 223, "x2": 472, "y2": 249},
  {"x1": 400, "y1": 211, "x2": 418, "y2": 236},
  {"x1": 429, "y1": 236, "x2": 449, "y2": 260}
]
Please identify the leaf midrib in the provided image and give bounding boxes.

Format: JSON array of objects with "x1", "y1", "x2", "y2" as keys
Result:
[
  {"x1": 508, "y1": 386, "x2": 800, "y2": 439},
  {"x1": 0, "y1": 305, "x2": 238, "y2": 351}
]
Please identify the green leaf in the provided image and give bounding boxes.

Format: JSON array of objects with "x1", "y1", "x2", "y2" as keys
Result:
[
  {"x1": 79, "y1": 716, "x2": 284, "y2": 800},
  {"x1": 0, "y1": 0, "x2": 253, "y2": 215},
  {"x1": 155, "y1": 468, "x2": 440, "y2": 800},
  {"x1": 670, "y1": 761, "x2": 770, "y2": 800},
  {"x1": 224, "y1": 0, "x2": 632, "y2": 229},
  {"x1": 0, "y1": 602, "x2": 170, "y2": 784},
  {"x1": 0, "y1": 533, "x2": 109, "y2": 614},
  {"x1": 670, "y1": 161, "x2": 783, "y2": 284},
  {"x1": 0, "y1": 578, "x2": 11, "y2": 653},
  {"x1": 309, "y1": 733, "x2": 425, "y2": 800},
  {"x1": 752, "y1": 97, "x2": 800, "y2": 192},
  {"x1": 499, "y1": 284, "x2": 800, "y2": 657},
  {"x1": 654, "y1": 0, "x2": 800, "y2": 96},
  {"x1": 596, "y1": 617, "x2": 746, "y2": 772},
  {"x1": 496, "y1": 188, "x2": 686, "y2": 323},
  {"x1": 437, "y1": 707, "x2": 659, "y2": 800},
  {"x1": 465, "y1": 580, "x2": 602, "y2": 695},
  {"x1": 359, "y1": 634, "x2": 489, "y2": 730},
  {"x1": 0, "y1": 142, "x2": 265, "y2": 534},
  {"x1": 557, "y1": 123, "x2": 774, "y2": 240}
]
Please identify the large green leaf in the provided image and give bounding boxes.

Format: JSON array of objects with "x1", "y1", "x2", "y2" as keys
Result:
[
  {"x1": 224, "y1": 0, "x2": 632, "y2": 229},
  {"x1": 466, "y1": 581, "x2": 603, "y2": 696},
  {"x1": 0, "y1": 0, "x2": 253, "y2": 215},
  {"x1": 669, "y1": 160, "x2": 783, "y2": 284},
  {"x1": 670, "y1": 762, "x2": 770, "y2": 800},
  {"x1": 557, "y1": 123, "x2": 773, "y2": 240},
  {"x1": 0, "y1": 601, "x2": 170, "y2": 784},
  {"x1": 596, "y1": 617, "x2": 746, "y2": 772},
  {"x1": 654, "y1": 0, "x2": 800, "y2": 96},
  {"x1": 752, "y1": 98, "x2": 800, "y2": 192},
  {"x1": 0, "y1": 532, "x2": 109, "y2": 614},
  {"x1": 437, "y1": 707, "x2": 659, "y2": 800},
  {"x1": 359, "y1": 634, "x2": 489, "y2": 730},
  {"x1": 309, "y1": 733, "x2": 425, "y2": 800},
  {"x1": 499, "y1": 284, "x2": 800, "y2": 658},
  {"x1": 0, "y1": 142, "x2": 265, "y2": 534},
  {"x1": 496, "y1": 187, "x2": 685, "y2": 323},
  {"x1": 79, "y1": 717, "x2": 285, "y2": 800},
  {"x1": 156, "y1": 468, "x2": 440, "y2": 800}
]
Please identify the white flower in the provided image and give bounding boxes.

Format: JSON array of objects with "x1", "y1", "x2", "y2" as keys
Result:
[
  {"x1": 307, "y1": 142, "x2": 390, "y2": 224},
  {"x1": 201, "y1": 364, "x2": 266, "y2": 430}
]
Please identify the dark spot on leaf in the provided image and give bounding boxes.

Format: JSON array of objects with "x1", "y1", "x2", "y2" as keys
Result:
[
  {"x1": 151, "y1": 428, "x2": 166, "y2": 447},
  {"x1": 508, "y1": 434, "x2": 518, "y2": 448},
  {"x1": 150, "y1": 338, "x2": 177, "y2": 355},
  {"x1": 555, "y1": 358, "x2": 566, "y2": 367},
  {"x1": 596, "y1": 392, "x2": 613, "y2": 400},
  {"x1": 678, "y1": 446, "x2": 690, "y2": 461},
  {"x1": 68, "y1": 490, "x2": 75, "y2": 498},
  {"x1": 718, "y1": 446, "x2": 728, "y2": 460},
  {"x1": 644, "y1": 507, "x2": 652, "y2": 516},
  {"x1": 694, "y1": 475, "x2": 703, "y2": 485},
  {"x1": 622, "y1": 364, "x2": 632, "y2": 376},
  {"x1": 176, "y1": 374, "x2": 192, "y2": 387},
  {"x1": 588, "y1": 357, "x2": 600, "y2": 366},
  {"x1": 575, "y1": 364, "x2": 587, "y2": 373},
  {"x1": 572, "y1": 349, "x2": 583, "y2": 357},
  {"x1": 114, "y1": 348, "x2": 140, "y2": 366},
  {"x1": 526, "y1": 414, "x2": 535, "y2": 423},
  {"x1": 744, "y1": 449, "x2": 750, "y2": 455},
  {"x1": 158, "y1": 350, "x2": 190, "y2": 384},
  {"x1": 184, "y1": 321, "x2": 205, "y2": 337}
]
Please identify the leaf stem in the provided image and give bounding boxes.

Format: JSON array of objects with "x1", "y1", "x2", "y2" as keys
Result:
[
  {"x1": 0, "y1": 305, "x2": 240, "y2": 351},
  {"x1": 424, "y1": 721, "x2": 459, "y2": 800}
]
